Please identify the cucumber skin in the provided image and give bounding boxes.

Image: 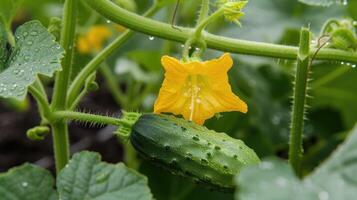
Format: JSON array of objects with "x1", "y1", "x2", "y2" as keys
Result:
[{"x1": 131, "y1": 114, "x2": 260, "y2": 190}]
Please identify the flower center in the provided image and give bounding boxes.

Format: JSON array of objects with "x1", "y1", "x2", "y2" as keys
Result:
[{"x1": 183, "y1": 75, "x2": 207, "y2": 121}]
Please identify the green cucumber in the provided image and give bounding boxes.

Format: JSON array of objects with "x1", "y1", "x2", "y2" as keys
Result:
[{"x1": 118, "y1": 113, "x2": 260, "y2": 191}]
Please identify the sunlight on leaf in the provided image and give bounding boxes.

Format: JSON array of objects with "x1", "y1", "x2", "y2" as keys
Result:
[{"x1": 0, "y1": 20, "x2": 64, "y2": 99}]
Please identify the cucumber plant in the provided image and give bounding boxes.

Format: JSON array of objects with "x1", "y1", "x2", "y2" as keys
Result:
[{"x1": 0, "y1": 0, "x2": 356, "y2": 199}]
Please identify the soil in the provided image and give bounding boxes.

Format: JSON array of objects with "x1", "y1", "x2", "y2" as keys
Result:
[{"x1": 0, "y1": 78, "x2": 124, "y2": 173}]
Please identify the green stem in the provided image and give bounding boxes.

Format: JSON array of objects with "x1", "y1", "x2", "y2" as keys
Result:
[
  {"x1": 28, "y1": 86, "x2": 51, "y2": 120},
  {"x1": 53, "y1": 111, "x2": 130, "y2": 127},
  {"x1": 52, "y1": 0, "x2": 77, "y2": 109},
  {"x1": 69, "y1": 87, "x2": 87, "y2": 111},
  {"x1": 67, "y1": 3, "x2": 159, "y2": 106},
  {"x1": 85, "y1": 0, "x2": 357, "y2": 63},
  {"x1": 196, "y1": 0, "x2": 210, "y2": 25},
  {"x1": 194, "y1": 8, "x2": 223, "y2": 38},
  {"x1": 99, "y1": 63, "x2": 127, "y2": 106},
  {"x1": 183, "y1": 6, "x2": 223, "y2": 60},
  {"x1": 51, "y1": 0, "x2": 77, "y2": 174},
  {"x1": 33, "y1": 78, "x2": 47, "y2": 98},
  {"x1": 289, "y1": 27, "x2": 311, "y2": 177},
  {"x1": 52, "y1": 123, "x2": 70, "y2": 173},
  {"x1": 6, "y1": 28, "x2": 16, "y2": 47}
]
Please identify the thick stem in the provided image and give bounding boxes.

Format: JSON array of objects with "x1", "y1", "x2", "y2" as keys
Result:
[
  {"x1": 86, "y1": 0, "x2": 357, "y2": 63},
  {"x1": 52, "y1": 123, "x2": 70, "y2": 174},
  {"x1": 52, "y1": 0, "x2": 77, "y2": 109},
  {"x1": 67, "y1": 3, "x2": 159, "y2": 106},
  {"x1": 50, "y1": 0, "x2": 77, "y2": 174},
  {"x1": 289, "y1": 27, "x2": 311, "y2": 177}
]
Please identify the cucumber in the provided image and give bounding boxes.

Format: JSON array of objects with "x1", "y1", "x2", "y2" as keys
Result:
[{"x1": 123, "y1": 113, "x2": 260, "y2": 191}]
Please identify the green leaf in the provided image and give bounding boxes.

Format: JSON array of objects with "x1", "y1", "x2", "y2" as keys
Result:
[
  {"x1": 0, "y1": 0, "x2": 24, "y2": 29},
  {"x1": 0, "y1": 20, "x2": 64, "y2": 99},
  {"x1": 308, "y1": 124, "x2": 357, "y2": 199},
  {"x1": 235, "y1": 159, "x2": 318, "y2": 200},
  {"x1": 235, "y1": 124, "x2": 357, "y2": 200},
  {"x1": 311, "y1": 63, "x2": 357, "y2": 129},
  {"x1": 0, "y1": 163, "x2": 57, "y2": 200},
  {"x1": 299, "y1": 0, "x2": 346, "y2": 7},
  {"x1": 57, "y1": 151, "x2": 153, "y2": 200}
]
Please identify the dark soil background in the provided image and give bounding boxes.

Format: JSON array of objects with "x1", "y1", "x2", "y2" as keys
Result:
[{"x1": 0, "y1": 77, "x2": 124, "y2": 173}]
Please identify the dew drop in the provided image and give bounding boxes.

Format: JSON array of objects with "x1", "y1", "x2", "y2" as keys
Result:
[
  {"x1": 319, "y1": 191, "x2": 329, "y2": 200},
  {"x1": 148, "y1": 36, "x2": 155, "y2": 41},
  {"x1": 27, "y1": 41, "x2": 33, "y2": 45},
  {"x1": 106, "y1": 20, "x2": 111, "y2": 23},
  {"x1": 342, "y1": 0, "x2": 348, "y2": 6},
  {"x1": 11, "y1": 84, "x2": 17, "y2": 91},
  {"x1": 23, "y1": 31, "x2": 28, "y2": 37},
  {"x1": 275, "y1": 177, "x2": 287, "y2": 188},
  {"x1": 30, "y1": 31, "x2": 38, "y2": 36},
  {"x1": 180, "y1": 44, "x2": 185, "y2": 48},
  {"x1": 352, "y1": 64, "x2": 356, "y2": 68},
  {"x1": 22, "y1": 182, "x2": 28, "y2": 187},
  {"x1": 260, "y1": 161, "x2": 274, "y2": 170}
]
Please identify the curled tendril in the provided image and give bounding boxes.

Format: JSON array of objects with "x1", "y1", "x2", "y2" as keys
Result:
[{"x1": 26, "y1": 126, "x2": 50, "y2": 141}]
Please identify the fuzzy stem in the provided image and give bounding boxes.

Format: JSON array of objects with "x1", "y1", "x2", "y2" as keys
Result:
[
  {"x1": 67, "y1": 3, "x2": 160, "y2": 106},
  {"x1": 53, "y1": 111, "x2": 131, "y2": 127},
  {"x1": 85, "y1": 0, "x2": 357, "y2": 63},
  {"x1": 289, "y1": 27, "x2": 311, "y2": 177},
  {"x1": 196, "y1": 0, "x2": 210, "y2": 25}
]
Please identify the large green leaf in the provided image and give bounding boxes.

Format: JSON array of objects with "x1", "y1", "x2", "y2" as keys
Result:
[
  {"x1": 235, "y1": 124, "x2": 357, "y2": 200},
  {"x1": 0, "y1": 163, "x2": 57, "y2": 200},
  {"x1": 299, "y1": 0, "x2": 347, "y2": 7},
  {"x1": 308, "y1": 124, "x2": 357, "y2": 199},
  {"x1": 57, "y1": 151, "x2": 153, "y2": 200},
  {"x1": 0, "y1": 20, "x2": 64, "y2": 99},
  {"x1": 235, "y1": 159, "x2": 318, "y2": 200},
  {"x1": 0, "y1": 0, "x2": 24, "y2": 29}
]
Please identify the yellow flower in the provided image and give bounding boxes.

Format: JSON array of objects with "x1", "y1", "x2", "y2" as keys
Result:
[
  {"x1": 154, "y1": 53, "x2": 248, "y2": 125},
  {"x1": 77, "y1": 25, "x2": 112, "y2": 54}
]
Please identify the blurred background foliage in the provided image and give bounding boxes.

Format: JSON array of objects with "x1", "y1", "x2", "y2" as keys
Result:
[{"x1": 0, "y1": 0, "x2": 356, "y2": 199}]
